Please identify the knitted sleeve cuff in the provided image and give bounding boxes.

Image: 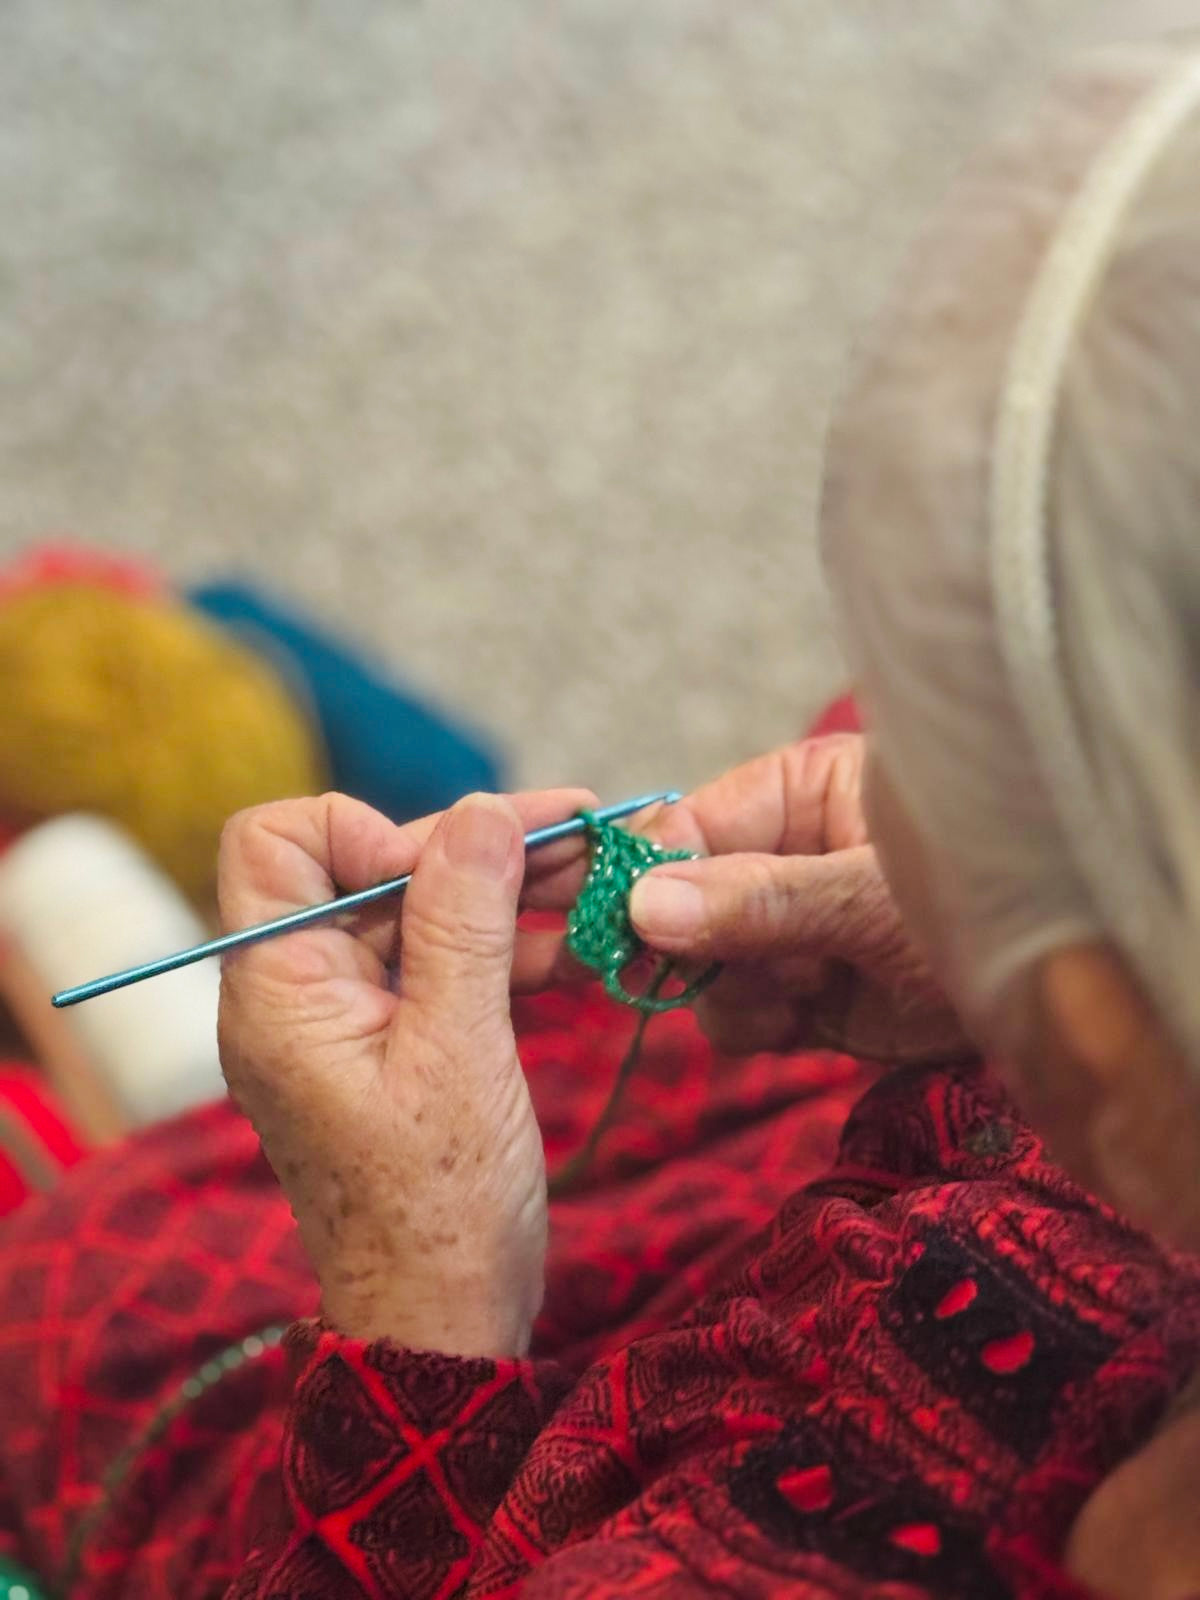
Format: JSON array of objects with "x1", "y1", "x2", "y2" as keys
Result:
[{"x1": 228, "y1": 1317, "x2": 572, "y2": 1598}]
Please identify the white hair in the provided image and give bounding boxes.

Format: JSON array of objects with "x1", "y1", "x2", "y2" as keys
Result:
[{"x1": 821, "y1": 37, "x2": 1200, "y2": 1068}]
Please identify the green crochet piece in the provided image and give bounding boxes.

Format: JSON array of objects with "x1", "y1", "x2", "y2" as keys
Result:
[
  {"x1": 566, "y1": 810, "x2": 719, "y2": 1013},
  {"x1": 550, "y1": 810, "x2": 720, "y2": 1196}
]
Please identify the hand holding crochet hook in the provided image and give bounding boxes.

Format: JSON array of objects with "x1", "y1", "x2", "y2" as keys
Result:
[{"x1": 215, "y1": 784, "x2": 611, "y2": 1359}]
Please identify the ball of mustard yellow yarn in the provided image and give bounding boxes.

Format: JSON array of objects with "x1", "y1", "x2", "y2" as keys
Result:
[{"x1": 0, "y1": 584, "x2": 325, "y2": 901}]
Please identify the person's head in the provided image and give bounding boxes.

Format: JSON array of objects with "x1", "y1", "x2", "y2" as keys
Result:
[{"x1": 821, "y1": 37, "x2": 1200, "y2": 1248}]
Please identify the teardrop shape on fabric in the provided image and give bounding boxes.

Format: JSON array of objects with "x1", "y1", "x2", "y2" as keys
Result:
[
  {"x1": 777, "y1": 1463, "x2": 834, "y2": 1513},
  {"x1": 889, "y1": 1522, "x2": 942, "y2": 1557},
  {"x1": 980, "y1": 1330, "x2": 1035, "y2": 1374},
  {"x1": 934, "y1": 1278, "x2": 978, "y2": 1319}
]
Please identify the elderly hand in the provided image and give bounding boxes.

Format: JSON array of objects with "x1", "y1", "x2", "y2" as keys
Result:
[
  {"x1": 217, "y1": 786, "x2": 594, "y2": 1357},
  {"x1": 623, "y1": 735, "x2": 969, "y2": 1063},
  {"x1": 513, "y1": 735, "x2": 967, "y2": 1062}
]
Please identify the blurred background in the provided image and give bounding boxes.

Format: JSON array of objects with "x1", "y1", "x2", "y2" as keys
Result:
[{"x1": 0, "y1": 0, "x2": 1158, "y2": 803}]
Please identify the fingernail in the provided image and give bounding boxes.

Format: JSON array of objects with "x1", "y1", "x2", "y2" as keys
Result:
[
  {"x1": 445, "y1": 796, "x2": 516, "y2": 878},
  {"x1": 630, "y1": 874, "x2": 704, "y2": 940}
]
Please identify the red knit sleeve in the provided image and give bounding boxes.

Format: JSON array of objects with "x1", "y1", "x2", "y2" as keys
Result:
[{"x1": 227, "y1": 1319, "x2": 572, "y2": 1599}]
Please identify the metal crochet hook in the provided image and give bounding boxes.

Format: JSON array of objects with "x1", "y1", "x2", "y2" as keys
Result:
[{"x1": 51, "y1": 790, "x2": 682, "y2": 1009}]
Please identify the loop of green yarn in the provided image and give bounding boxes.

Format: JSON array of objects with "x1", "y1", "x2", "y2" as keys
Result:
[{"x1": 566, "y1": 810, "x2": 720, "y2": 1013}]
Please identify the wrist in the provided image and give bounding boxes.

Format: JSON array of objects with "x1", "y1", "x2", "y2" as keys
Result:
[{"x1": 318, "y1": 1251, "x2": 542, "y2": 1357}]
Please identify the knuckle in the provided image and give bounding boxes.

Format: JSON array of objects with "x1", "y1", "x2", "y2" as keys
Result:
[
  {"x1": 826, "y1": 740, "x2": 869, "y2": 849},
  {"x1": 832, "y1": 854, "x2": 900, "y2": 962},
  {"x1": 217, "y1": 805, "x2": 260, "y2": 868},
  {"x1": 782, "y1": 733, "x2": 864, "y2": 850},
  {"x1": 217, "y1": 798, "x2": 309, "y2": 877},
  {"x1": 405, "y1": 898, "x2": 511, "y2": 963},
  {"x1": 216, "y1": 808, "x2": 265, "y2": 922},
  {"x1": 741, "y1": 856, "x2": 803, "y2": 945}
]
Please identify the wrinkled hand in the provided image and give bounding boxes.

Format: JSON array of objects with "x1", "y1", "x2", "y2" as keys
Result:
[
  {"x1": 217, "y1": 786, "x2": 594, "y2": 1357},
  {"x1": 633, "y1": 735, "x2": 969, "y2": 1062},
  {"x1": 518, "y1": 735, "x2": 968, "y2": 1064}
]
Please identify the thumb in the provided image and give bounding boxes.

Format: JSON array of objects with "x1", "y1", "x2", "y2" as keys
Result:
[
  {"x1": 630, "y1": 846, "x2": 889, "y2": 966},
  {"x1": 398, "y1": 793, "x2": 524, "y2": 1029}
]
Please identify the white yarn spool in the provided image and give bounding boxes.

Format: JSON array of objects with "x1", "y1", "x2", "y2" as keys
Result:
[{"x1": 0, "y1": 814, "x2": 226, "y2": 1126}]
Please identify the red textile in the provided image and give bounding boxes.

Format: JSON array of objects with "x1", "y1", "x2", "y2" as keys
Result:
[
  {"x1": 805, "y1": 692, "x2": 860, "y2": 739},
  {"x1": 0, "y1": 982, "x2": 1198, "y2": 1600},
  {"x1": 0, "y1": 1067, "x2": 85, "y2": 1219}
]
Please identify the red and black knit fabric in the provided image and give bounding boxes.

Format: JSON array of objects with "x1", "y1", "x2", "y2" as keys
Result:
[{"x1": 1, "y1": 982, "x2": 1198, "y2": 1600}]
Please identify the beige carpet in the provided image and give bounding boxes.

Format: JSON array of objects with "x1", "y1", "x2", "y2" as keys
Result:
[{"x1": 0, "y1": 0, "x2": 1181, "y2": 799}]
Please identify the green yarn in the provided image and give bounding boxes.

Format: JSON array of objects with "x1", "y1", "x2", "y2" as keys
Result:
[
  {"x1": 59, "y1": 1324, "x2": 287, "y2": 1596},
  {"x1": 566, "y1": 810, "x2": 719, "y2": 1014},
  {"x1": 0, "y1": 1557, "x2": 47, "y2": 1600},
  {"x1": 550, "y1": 810, "x2": 720, "y2": 1196}
]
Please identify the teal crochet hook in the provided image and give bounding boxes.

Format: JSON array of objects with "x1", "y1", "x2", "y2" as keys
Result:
[{"x1": 51, "y1": 791, "x2": 682, "y2": 1009}]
